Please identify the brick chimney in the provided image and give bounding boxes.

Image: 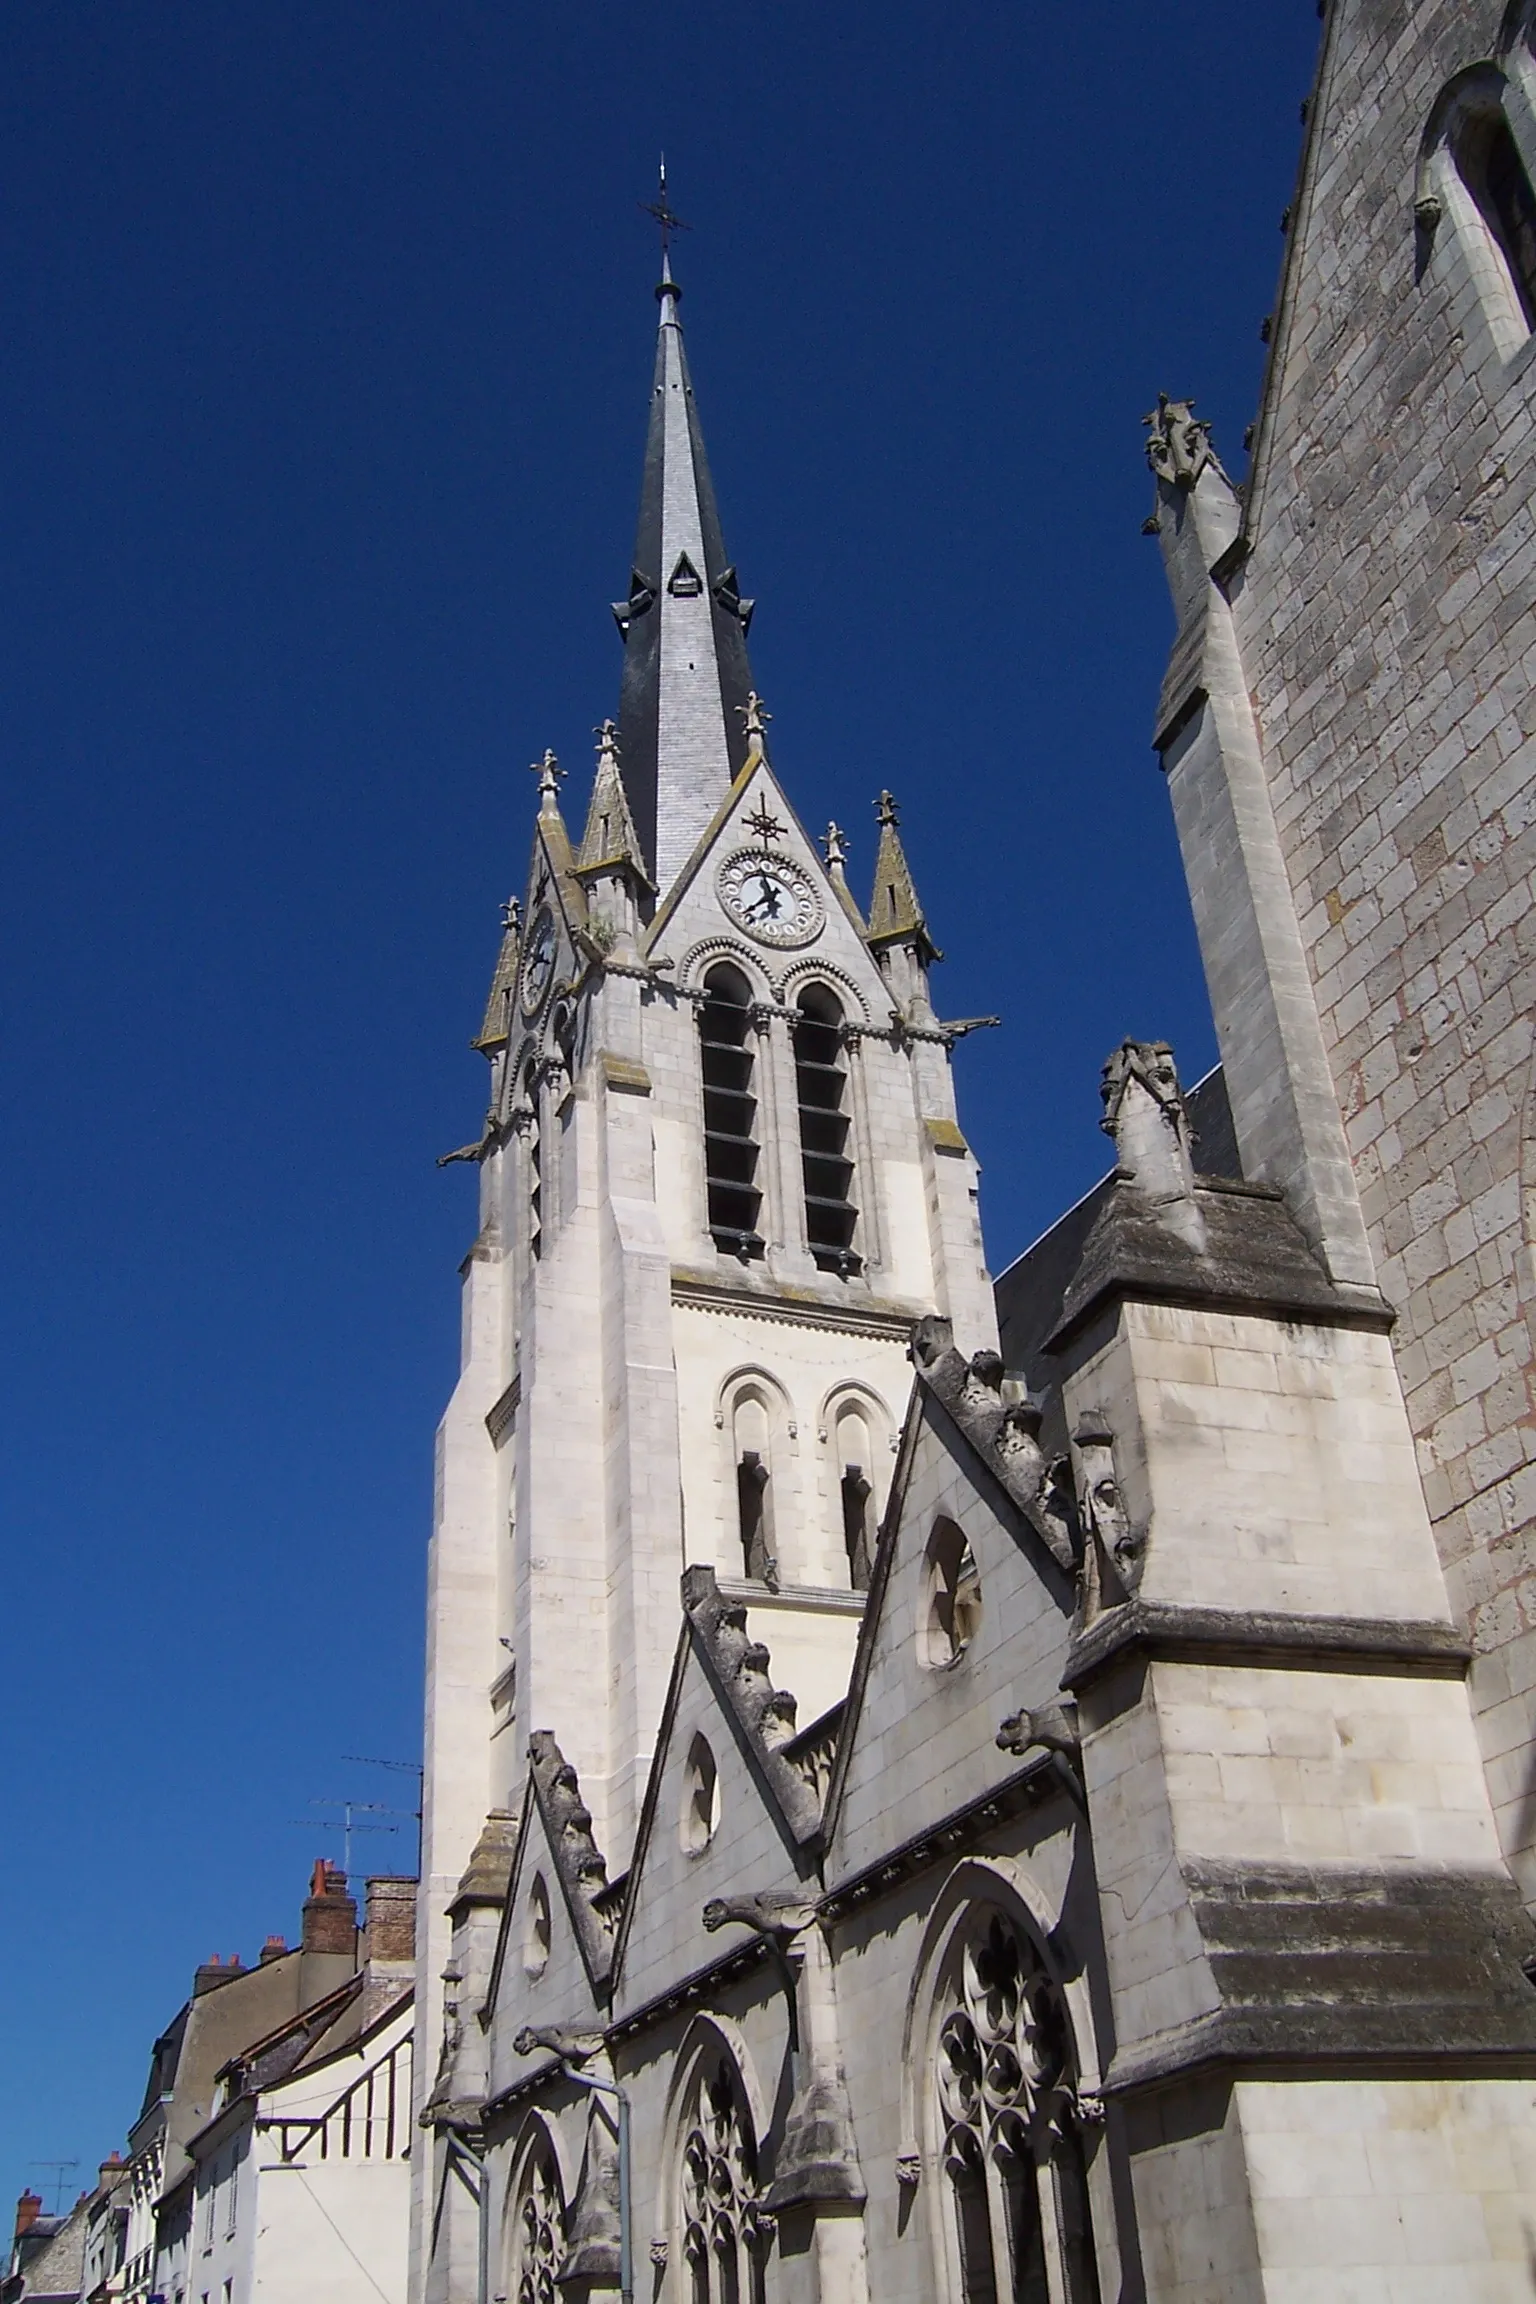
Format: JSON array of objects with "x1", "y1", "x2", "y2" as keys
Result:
[
  {"x1": 301, "y1": 1860, "x2": 357, "y2": 1955},
  {"x1": 192, "y1": 1953, "x2": 244, "y2": 1997},
  {"x1": 258, "y1": 1934, "x2": 288, "y2": 1964},
  {"x1": 14, "y1": 2193, "x2": 42, "y2": 2242},
  {"x1": 363, "y1": 1877, "x2": 416, "y2": 1966}
]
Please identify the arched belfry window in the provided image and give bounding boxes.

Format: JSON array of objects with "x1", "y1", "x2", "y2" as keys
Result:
[
  {"x1": 792, "y1": 987, "x2": 859, "y2": 1275},
  {"x1": 1453, "y1": 99, "x2": 1536, "y2": 326},
  {"x1": 935, "y1": 1910, "x2": 1099, "y2": 2304},
  {"x1": 677, "y1": 2055, "x2": 767, "y2": 2304},
  {"x1": 699, "y1": 965, "x2": 764, "y2": 1260}
]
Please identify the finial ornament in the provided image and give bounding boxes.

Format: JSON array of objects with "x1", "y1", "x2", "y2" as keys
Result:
[
  {"x1": 594, "y1": 717, "x2": 620, "y2": 762},
  {"x1": 876, "y1": 789, "x2": 900, "y2": 828},
  {"x1": 1143, "y1": 395, "x2": 1217, "y2": 490},
  {"x1": 531, "y1": 749, "x2": 564, "y2": 811},
  {"x1": 640, "y1": 158, "x2": 691, "y2": 277},
  {"x1": 500, "y1": 894, "x2": 522, "y2": 933},
  {"x1": 823, "y1": 822, "x2": 849, "y2": 874},
  {"x1": 739, "y1": 690, "x2": 771, "y2": 746}
]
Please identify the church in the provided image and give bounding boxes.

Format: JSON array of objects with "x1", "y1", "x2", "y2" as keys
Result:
[{"x1": 409, "y1": 6, "x2": 1536, "y2": 2298}]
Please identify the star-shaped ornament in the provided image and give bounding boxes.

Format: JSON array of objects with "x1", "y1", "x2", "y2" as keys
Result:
[{"x1": 745, "y1": 799, "x2": 787, "y2": 843}]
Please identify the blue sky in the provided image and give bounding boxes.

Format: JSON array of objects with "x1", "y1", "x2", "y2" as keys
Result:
[{"x1": 0, "y1": 1, "x2": 1321, "y2": 2206}]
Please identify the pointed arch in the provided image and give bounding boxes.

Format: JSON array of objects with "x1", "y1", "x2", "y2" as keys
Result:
[
  {"x1": 500, "y1": 2113, "x2": 570, "y2": 2304},
  {"x1": 1419, "y1": 63, "x2": 1536, "y2": 349},
  {"x1": 897, "y1": 1859, "x2": 1105, "y2": 2304},
  {"x1": 819, "y1": 1382, "x2": 895, "y2": 1593},
  {"x1": 718, "y1": 1367, "x2": 795, "y2": 1587},
  {"x1": 659, "y1": 2019, "x2": 772, "y2": 2304},
  {"x1": 699, "y1": 961, "x2": 766, "y2": 1260}
]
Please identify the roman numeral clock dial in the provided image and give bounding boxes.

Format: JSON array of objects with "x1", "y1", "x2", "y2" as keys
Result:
[{"x1": 717, "y1": 848, "x2": 823, "y2": 948}]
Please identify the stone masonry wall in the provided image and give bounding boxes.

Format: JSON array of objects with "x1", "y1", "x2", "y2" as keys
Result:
[{"x1": 1231, "y1": 0, "x2": 1536, "y2": 1892}]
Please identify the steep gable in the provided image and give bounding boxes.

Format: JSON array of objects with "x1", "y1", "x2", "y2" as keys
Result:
[{"x1": 824, "y1": 1331, "x2": 1082, "y2": 1882}]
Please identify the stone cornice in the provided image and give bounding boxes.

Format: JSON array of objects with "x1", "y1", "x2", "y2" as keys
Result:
[
  {"x1": 1063, "y1": 1600, "x2": 1471, "y2": 1691},
  {"x1": 818, "y1": 1753, "x2": 1064, "y2": 1920},
  {"x1": 670, "y1": 1273, "x2": 917, "y2": 1339},
  {"x1": 485, "y1": 1375, "x2": 521, "y2": 1445}
]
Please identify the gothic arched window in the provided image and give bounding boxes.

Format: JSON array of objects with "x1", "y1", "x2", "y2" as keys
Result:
[
  {"x1": 507, "y1": 2144, "x2": 564, "y2": 2304},
  {"x1": 792, "y1": 986, "x2": 860, "y2": 1274},
  {"x1": 935, "y1": 1911, "x2": 1099, "y2": 2304},
  {"x1": 730, "y1": 1385, "x2": 779, "y2": 1586},
  {"x1": 677, "y1": 2056, "x2": 767, "y2": 2304},
  {"x1": 921, "y1": 1519, "x2": 983, "y2": 1668},
  {"x1": 831, "y1": 1394, "x2": 881, "y2": 1591},
  {"x1": 1453, "y1": 99, "x2": 1536, "y2": 327},
  {"x1": 699, "y1": 965, "x2": 764, "y2": 1260}
]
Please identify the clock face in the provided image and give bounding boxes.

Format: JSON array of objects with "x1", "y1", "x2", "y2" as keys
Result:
[
  {"x1": 520, "y1": 909, "x2": 557, "y2": 1013},
  {"x1": 717, "y1": 849, "x2": 823, "y2": 948}
]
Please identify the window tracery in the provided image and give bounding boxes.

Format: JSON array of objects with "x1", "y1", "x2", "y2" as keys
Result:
[
  {"x1": 935, "y1": 1911, "x2": 1098, "y2": 2304},
  {"x1": 508, "y1": 2147, "x2": 563, "y2": 2304},
  {"x1": 678, "y1": 2057, "x2": 768, "y2": 2304}
]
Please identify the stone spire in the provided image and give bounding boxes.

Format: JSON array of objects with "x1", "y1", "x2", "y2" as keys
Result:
[
  {"x1": 865, "y1": 791, "x2": 937, "y2": 962},
  {"x1": 612, "y1": 251, "x2": 756, "y2": 895},
  {"x1": 576, "y1": 720, "x2": 648, "y2": 881}
]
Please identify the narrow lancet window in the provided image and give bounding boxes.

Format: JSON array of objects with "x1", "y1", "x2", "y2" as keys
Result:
[
  {"x1": 1455, "y1": 106, "x2": 1536, "y2": 327},
  {"x1": 731, "y1": 1390, "x2": 777, "y2": 1586},
  {"x1": 699, "y1": 965, "x2": 764, "y2": 1258},
  {"x1": 793, "y1": 987, "x2": 859, "y2": 1274},
  {"x1": 834, "y1": 1397, "x2": 878, "y2": 1591},
  {"x1": 522, "y1": 1058, "x2": 543, "y2": 1263}
]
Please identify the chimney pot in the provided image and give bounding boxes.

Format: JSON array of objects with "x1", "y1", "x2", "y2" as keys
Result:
[{"x1": 301, "y1": 1860, "x2": 358, "y2": 1956}]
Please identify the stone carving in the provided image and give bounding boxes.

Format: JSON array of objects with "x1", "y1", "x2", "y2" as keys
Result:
[
  {"x1": 702, "y1": 1891, "x2": 819, "y2": 1944},
  {"x1": 681, "y1": 1566, "x2": 822, "y2": 1842},
  {"x1": 1099, "y1": 1038, "x2": 1206, "y2": 1251},
  {"x1": 895, "y1": 2153, "x2": 922, "y2": 2188},
  {"x1": 557, "y1": 2112, "x2": 622, "y2": 2285},
  {"x1": 1073, "y1": 1416, "x2": 1148, "y2": 1608},
  {"x1": 995, "y1": 1701, "x2": 1080, "y2": 1766},
  {"x1": 1143, "y1": 394, "x2": 1218, "y2": 489},
  {"x1": 1100, "y1": 1038, "x2": 1187, "y2": 1142},
  {"x1": 527, "y1": 1732, "x2": 619, "y2": 1989},
  {"x1": 909, "y1": 1318, "x2": 1079, "y2": 1574}
]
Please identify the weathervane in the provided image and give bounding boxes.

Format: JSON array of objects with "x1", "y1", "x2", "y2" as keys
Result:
[{"x1": 639, "y1": 157, "x2": 691, "y2": 266}]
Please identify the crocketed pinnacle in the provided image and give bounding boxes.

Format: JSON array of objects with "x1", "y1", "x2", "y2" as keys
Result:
[
  {"x1": 576, "y1": 721, "x2": 649, "y2": 882},
  {"x1": 473, "y1": 898, "x2": 521, "y2": 1051},
  {"x1": 612, "y1": 250, "x2": 757, "y2": 894},
  {"x1": 865, "y1": 790, "x2": 937, "y2": 961}
]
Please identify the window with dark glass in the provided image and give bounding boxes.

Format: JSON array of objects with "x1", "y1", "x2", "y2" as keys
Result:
[
  {"x1": 792, "y1": 987, "x2": 859, "y2": 1274},
  {"x1": 699, "y1": 965, "x2": 764, "y2": 1258},
  {"x1": 1456, "y1": 106, "x2": 1536, "y2": 328}
]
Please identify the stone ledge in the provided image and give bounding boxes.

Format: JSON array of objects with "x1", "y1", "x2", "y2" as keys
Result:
[
  {"x1": 485, "y1": 1375, "x2": 521, "y2": 1445},
  {"x1": 1063, "y1": 1600, "x2": 1470, "y2": 1691},
  {"x1": 671, "y1": 1273, "x2": 916, "y2": 1338}
]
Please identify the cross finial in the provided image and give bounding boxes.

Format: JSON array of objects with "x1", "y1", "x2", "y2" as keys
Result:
[
  {"x1": 640, "y1": 158, "x2": 691, "y2": 274},
  {"x1": 876, "y1": 789, "x2": 900, "y2": 828},
  {"x1": 500, "y1": 894, "x2": 522, "y2": 933},
  {"x1": 822, "y1": 822, "x2": 849, "y2": 876},
  {"x1": 594, "y1": 717, "x2": 620, "y2": 764},
  {"x1": 531, "y1": 748, "x2": 563, "y2": 812}
]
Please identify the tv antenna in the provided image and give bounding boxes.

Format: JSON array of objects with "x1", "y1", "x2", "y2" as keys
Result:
[
  {"x1": 28, "y1": 2162, "x2": 80, "y2": 2216},
  {"x1": 343, "y1": 1754, "x2": 424, "y2": 1876},
  {"x1": 289, "y1": 1799, "x2": 405, "y2": 1882}
]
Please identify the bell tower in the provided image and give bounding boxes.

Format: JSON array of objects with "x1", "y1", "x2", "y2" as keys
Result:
[{"x1": 410, "y1": 234, "x2": 995, "y2": 2296}]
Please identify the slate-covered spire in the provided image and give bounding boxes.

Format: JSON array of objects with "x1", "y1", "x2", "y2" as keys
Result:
[{"x1": 612, "y1": 251, "x2": 756, "y2": 894}]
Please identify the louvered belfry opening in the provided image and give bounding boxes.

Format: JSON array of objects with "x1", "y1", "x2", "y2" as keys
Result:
[
  {"x1": 699, "y1": 964, "x2": 764, "y2": 1259},
  {"x1": 793, "y1": 986, "x2": 860, "y2": 1274}
]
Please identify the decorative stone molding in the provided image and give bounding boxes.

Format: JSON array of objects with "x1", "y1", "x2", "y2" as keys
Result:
[
  {"x1": 1143, "y1": 394, "x2": 1220, "y2": 490},
  {"x1": 527, "y1": 1732, "x2": 618, "y2": 1991},
  {"x1": 909, "y1": 1317, "x2": 1079, "y2": 1574},
  {"x1": 681, "y1": 1566, "x2": 822, "y2": 1842},
  {"x1": 485, "y1": 1375, "x2": 521, "y2": 1445}
]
